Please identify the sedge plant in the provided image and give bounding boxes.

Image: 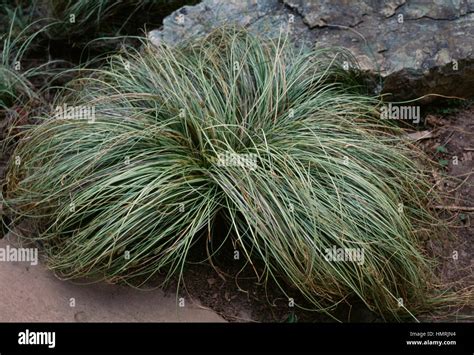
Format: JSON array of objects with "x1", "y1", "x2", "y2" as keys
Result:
[
  {"x1": 0, "y1": 8, "x2": 63, "y2": 110},
  {"x1": 1, "y1": 27, "x2": 466, "y2": 321}
]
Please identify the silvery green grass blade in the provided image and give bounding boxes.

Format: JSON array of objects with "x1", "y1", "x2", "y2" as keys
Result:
[
  {"x1": 0, "y1": 8, "x2": 65, "y2": 112},
  {"x1": 2, "y1": 26, "x2": 471, "y2": 321}
]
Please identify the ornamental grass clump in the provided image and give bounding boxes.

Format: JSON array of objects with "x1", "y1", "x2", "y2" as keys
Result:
[
  {"x1": 0, "y1": 9, "x2": 61, "y2": 110},
  {"x1": 1, "y1": 27, "x2": 452, "y2": 320},
  {"x1": 1, "y1": 13, "x2": 41, "y2": 109}
]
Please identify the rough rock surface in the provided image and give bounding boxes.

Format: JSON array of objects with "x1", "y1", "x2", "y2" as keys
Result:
[{"x1": 148, "y1": 0, "x2": 474, "y2": 101}]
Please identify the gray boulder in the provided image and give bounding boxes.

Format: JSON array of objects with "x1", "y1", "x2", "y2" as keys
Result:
[{"x1": 148, "y1": 0, "x2": 474, "y2": 101}]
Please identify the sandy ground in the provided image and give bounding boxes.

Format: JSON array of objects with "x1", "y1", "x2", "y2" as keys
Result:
[{"x1": 0, "y1": 236, "x2": 225, "y2": 322}]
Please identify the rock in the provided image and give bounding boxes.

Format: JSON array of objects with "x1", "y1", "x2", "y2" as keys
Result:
[
  {"x1": 148, "y1": 0, "x2": 474, "y2": 102},
  {"x1": 148, "y1": 0, "x2": 290, "y2": 47},
  {"x1": 74, "y1": 311, "x2": 88, "y2": 322},
  {"x1": 0, "y1": 237, "x2": 226, "y2": 322}
]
